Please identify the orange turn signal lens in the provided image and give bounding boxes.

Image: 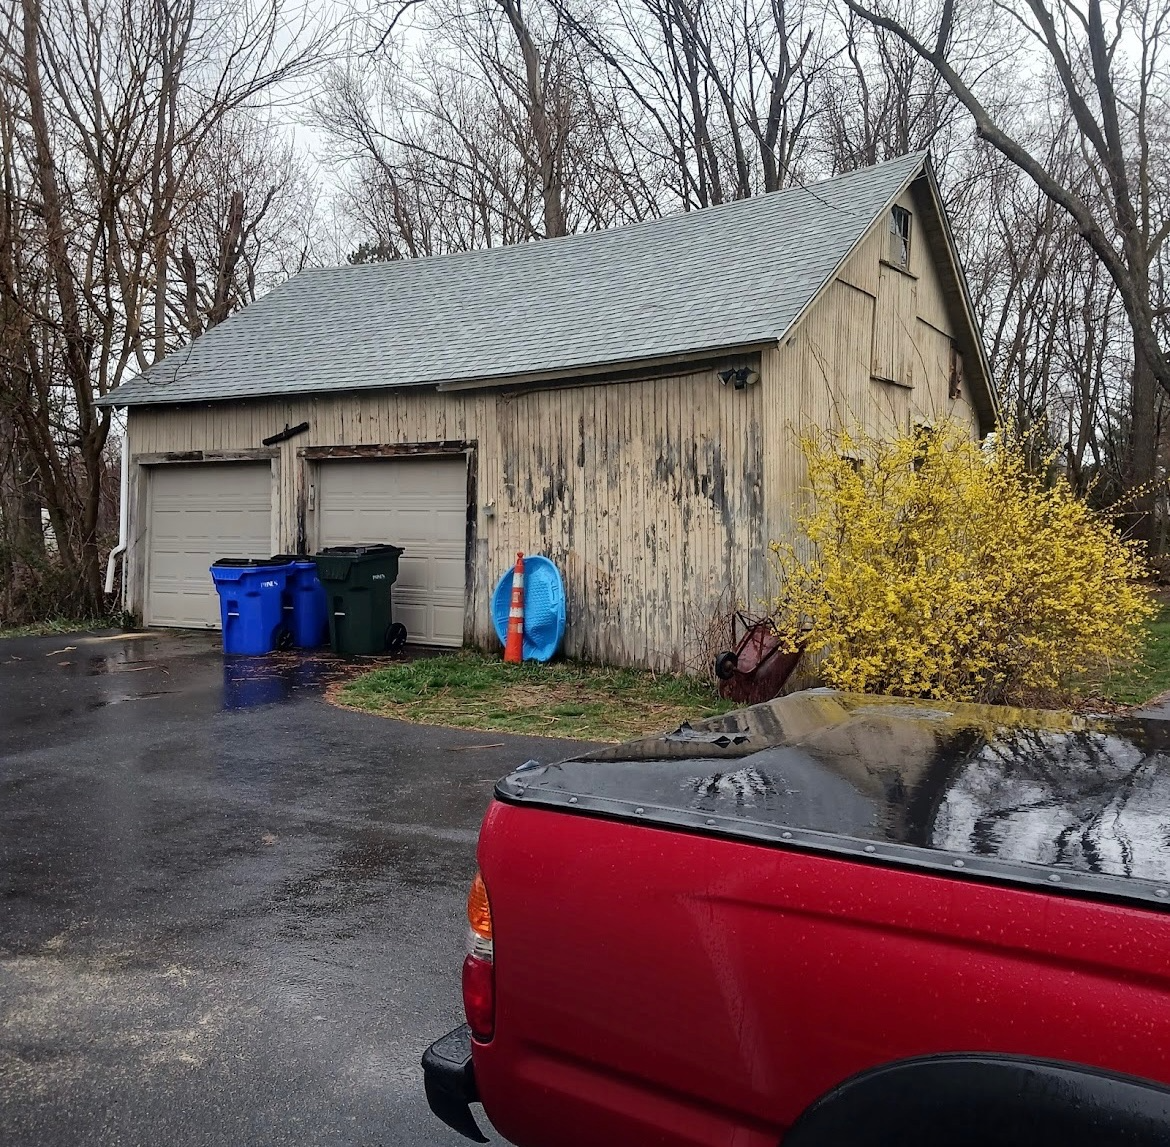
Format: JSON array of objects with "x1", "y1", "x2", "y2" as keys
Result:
[{"x1": 467, "y1": 870, "x2": 493, "y2": 943}]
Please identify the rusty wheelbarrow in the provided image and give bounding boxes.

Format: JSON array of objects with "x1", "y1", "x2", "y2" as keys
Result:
[{"x1": 714, "y1": 612, "x2": 803, "y2": 706}]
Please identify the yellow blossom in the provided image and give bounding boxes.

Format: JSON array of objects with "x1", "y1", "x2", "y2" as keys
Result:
[{"x1": 770, "y1": 421, "x2": 1154, "y2": 704}]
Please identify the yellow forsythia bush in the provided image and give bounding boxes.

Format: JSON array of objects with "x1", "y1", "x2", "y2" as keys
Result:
[{"x1": 770, "y1": 421, "x2": 1154, "y2": 703}]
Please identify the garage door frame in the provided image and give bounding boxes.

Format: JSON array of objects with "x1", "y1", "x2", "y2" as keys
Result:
[
  {"x1": 132, "y1": 449, "x2": 280, "y2": 627},
  {"x1": 298, "y1": 440, "x2": 477, "y2": 646}
]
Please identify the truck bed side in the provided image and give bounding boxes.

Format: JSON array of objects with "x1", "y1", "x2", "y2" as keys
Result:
[{"x1": 473, "y1": 801, "x2": 1170, "y2": 1147}]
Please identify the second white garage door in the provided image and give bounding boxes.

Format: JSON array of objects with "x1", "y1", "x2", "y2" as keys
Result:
[{"x1": 316, "y1": 456, "x2": 467, "y2": 647}]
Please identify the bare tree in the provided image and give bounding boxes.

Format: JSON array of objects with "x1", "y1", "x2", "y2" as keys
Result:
[
  {"x1": 551, "y1": 0, "x2": 830, "y2": 207},
  {"x1": 0, "y1": 0, "x2": 326, "y2": 617},
  {"x1": 842, "y1": 0, "x2": 1170, "y2": 537},
  {"x1": 497, "y1": 0, "x2": 569, "y2": 236},
  {"x1": 175, "y1": 115, "x2": 320, "y2": 338},
  {"x1": 822, "y1": 2, "x2": 964, "y2": 172},
  {"x1": 318, "y1": 0, "x2": 655, "y2": 256}
]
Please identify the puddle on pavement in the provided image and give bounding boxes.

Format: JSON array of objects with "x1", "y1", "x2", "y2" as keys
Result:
[
  {"x1": 222, "y1": 653, "x2": 355, "y2": 710},
  {"x1": 16, "y1": 631, "x2": 382, "y2": 713},
  {"x1": 75, "y1": 643, "x2": 179, "y2": 710},
  {"x1": 86, "y1": 690, "x2": 173, "y2": 711},
  {"x1": 85, "y1": 647, "x2": 160, "y2": 675}
]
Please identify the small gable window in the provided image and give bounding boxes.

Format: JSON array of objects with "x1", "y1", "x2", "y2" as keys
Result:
[
  {"x1": 948, "y1": 342, "x2": 963, "y2": 399},
  {"x1": 889, "y1": 206, "x2": 912, "y2": 269}
]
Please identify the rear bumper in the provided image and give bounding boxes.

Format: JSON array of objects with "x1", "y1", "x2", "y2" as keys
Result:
[{"x1": 422, "y1": 1024, "x2": 489, "y2": 1142}]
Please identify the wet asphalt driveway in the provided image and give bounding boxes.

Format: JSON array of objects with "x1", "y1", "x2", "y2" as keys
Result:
[{"x1": 0, "y1": 630, "x2": 589, "y2": 1146}]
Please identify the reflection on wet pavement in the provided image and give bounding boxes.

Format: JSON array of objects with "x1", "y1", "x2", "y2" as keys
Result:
[
  {"x1": 0, "y1": 625, "x2": 582, "y2": 1145},
  {"x1": 0, "y1": 628, "x2": 407, "y2": 725},
  {"x1": 221, "y1": 653, "x2": 354, "y2": 710}
]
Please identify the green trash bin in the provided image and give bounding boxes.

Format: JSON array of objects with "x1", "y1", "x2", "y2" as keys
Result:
[{"x1": 312, "y1": 544, "x2": 406, "y2": 656}]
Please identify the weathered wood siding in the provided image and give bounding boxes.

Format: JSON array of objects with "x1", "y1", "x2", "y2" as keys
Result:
[
  {"x1": 761, "y1": 185, "x2": 980, "y2": 563},
  {"x1": 126, "y1": 362, "x2": 766, "y2": 670}
]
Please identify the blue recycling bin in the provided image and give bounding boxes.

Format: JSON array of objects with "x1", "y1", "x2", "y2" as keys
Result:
[
  {"x1": 209, "y1": 558, "x2": 292, "y2": 655},
  {"x1": 275, "y1": 556, "x2": 329, "y2": 648}
]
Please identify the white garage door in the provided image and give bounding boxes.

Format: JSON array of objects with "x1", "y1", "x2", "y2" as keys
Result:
[
  {"x1": 317, "y1": 457, "x2": 467, "y2": 647},
  {"x1": 146, "y1": 463, "x2": 274, "y2": 628}
]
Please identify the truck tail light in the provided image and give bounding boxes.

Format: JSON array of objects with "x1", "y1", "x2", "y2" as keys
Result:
[{"x1": 462, "y1": 870, "x2": 495, "y2": 1042}]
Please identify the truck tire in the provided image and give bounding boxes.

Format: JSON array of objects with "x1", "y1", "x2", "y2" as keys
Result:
[{"x1": 781, "y1": 1055, "x2": 1170, "y2": 1147}]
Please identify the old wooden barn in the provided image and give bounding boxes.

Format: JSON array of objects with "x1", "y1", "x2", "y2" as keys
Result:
[{"x1": 101, "y1": 151, "x2": 995, "y2": 670}]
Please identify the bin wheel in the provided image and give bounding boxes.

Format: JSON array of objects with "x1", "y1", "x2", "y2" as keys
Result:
[
  {"x1": 276, "y1": 626, "x2": 294, "y2": 652},
  {"x1": 386, "y1": 622, "x2": 408, "y2": 652},
  {"x1": 714, "y1": 650, "x2": 739, "y2": 680}
]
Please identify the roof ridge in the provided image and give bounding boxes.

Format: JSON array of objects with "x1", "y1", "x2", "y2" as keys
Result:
[{"x1": 300, "y1": 150, "x2": 929, "y2": 280}]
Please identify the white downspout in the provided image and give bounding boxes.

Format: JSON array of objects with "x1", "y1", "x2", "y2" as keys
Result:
[{"x1": 104, "y1": 430, "x2": 129, "y2": 601}]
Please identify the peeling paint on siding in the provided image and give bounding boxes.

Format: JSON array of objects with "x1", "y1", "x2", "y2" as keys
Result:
[{"x1": 127, "y1": 361, "x2": 764, "y2": 671}]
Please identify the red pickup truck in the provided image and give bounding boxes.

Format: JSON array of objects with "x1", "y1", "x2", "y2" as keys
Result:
[{"x1": 423, "y1": 690, "x2": 1170, "y2": 1146}]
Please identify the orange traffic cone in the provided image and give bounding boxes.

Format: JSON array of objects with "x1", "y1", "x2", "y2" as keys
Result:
[{"x1": 503, "y1": 552, "x2": 525, "y2": 663}]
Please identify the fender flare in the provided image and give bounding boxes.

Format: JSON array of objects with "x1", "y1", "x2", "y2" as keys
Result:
[{"x1": 782, "y1": 1054, "x2": 1170, "y2": 1147}]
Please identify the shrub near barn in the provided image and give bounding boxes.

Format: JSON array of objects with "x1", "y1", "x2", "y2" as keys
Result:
[{"x1": 771, "y1": 422, "x2": 1153, "y2": 704}]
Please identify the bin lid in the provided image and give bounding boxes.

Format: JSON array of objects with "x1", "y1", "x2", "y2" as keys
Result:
[
  {"x1": 211, "y1": 557, "x2": 290, "y2": 568},
  {"x1": 271, "y1": 553, "x2": 317, "y2": 567},
  {"x1": 316, "y1": 544, "x2": 404, "y2": 557}
]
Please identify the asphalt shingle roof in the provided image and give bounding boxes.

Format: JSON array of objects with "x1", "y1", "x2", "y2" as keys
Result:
[{"x1": 103, "y1": 152, "x2": 927, "y2": 407}]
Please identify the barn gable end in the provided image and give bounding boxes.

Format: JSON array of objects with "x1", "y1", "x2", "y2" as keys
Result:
[{"x1": 761, "y1": 172, "x2": 991, "y2": 558}]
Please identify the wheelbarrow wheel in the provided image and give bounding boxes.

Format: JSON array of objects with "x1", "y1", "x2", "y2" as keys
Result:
[
  {"x1": 385, "y1": 622, "x2": 408, "y2": 652},
  {"x1": 714, "y1": 651, "x2": 739, "y2": 680}
]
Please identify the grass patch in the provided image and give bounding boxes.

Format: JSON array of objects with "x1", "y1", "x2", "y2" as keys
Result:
[
  {"x1": 1089, "y1": 605, "x2": 1170, "y2": 707},
  {"x1": 332, "y1": 652, "x2": 736, "y2": 742},
  {"x1": 0, "y1": 615, "x2": 120, "y2": 640}
]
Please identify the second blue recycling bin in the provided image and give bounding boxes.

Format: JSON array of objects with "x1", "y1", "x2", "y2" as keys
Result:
[
  {"x1": 209, "y1": 558, "x2": 291, "y2": 655},
  {"x1": 276, "y1": 556, "x2": 330, "y2": 648}
]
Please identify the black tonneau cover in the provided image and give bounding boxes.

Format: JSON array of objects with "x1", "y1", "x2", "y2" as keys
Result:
[{"x1": 495, "y1": 690, "x2": 1170, "y2": 911}]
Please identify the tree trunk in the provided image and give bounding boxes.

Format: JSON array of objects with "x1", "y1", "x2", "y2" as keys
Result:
[
  {"x1": 499, "y1": 0, "x2": 566, "y2": 239},
  {"x1": 20, "y1": 0, "x2": 108, "y2": 610},
  {"x1": 1130, "y1": 337, "x2": 1158, "y2": 548}
]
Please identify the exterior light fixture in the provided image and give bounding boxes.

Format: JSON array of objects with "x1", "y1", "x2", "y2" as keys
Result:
[{"x1": 720, "y1": 367, "x2": 761, "y2": 390}]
